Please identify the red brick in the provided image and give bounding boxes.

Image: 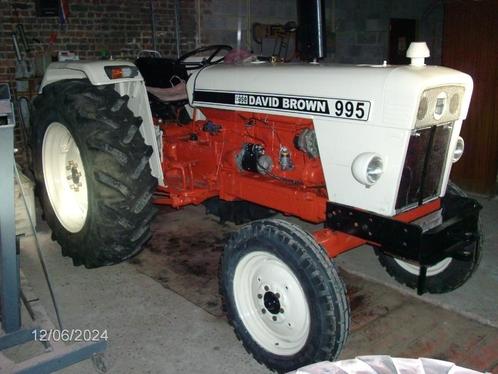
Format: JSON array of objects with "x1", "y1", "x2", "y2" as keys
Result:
[{"x1": 1, "y1": 0, "x2": 198, "y2": 89}]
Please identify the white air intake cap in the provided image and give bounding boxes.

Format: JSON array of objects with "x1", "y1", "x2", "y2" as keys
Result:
[{"x1": 406, "y1": 42, "x2": 430, "y2": 67}]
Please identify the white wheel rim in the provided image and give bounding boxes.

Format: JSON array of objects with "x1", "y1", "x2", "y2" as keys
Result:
[
  {"x1": 42, "y1": 122, "x2": 88, "y2": 233},
  {"x1": 233, "y1": 251, "x2": 310, "y2": 356},
  {"x1": 394, "y1": 257, "x2": 452, "y2": 277}
]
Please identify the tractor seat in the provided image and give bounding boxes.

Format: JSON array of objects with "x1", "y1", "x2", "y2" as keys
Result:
[
  {"x1": 146, "y1": 82, "x2": 187, "y2": 102},
  {"x1": 135, "y1": 57, "x2": 189, "y2": 88}
]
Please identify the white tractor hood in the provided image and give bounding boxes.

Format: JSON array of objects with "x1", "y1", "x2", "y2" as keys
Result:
[
  {"x1": 188, "y1": 62, "x2": 473, "y2": 130},
  {"x1": 187, "y1": 62, "x2": 473, "y2": 217}
]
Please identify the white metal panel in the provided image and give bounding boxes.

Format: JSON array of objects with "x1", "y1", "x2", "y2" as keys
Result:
[
  {"x1": 382, "y1": 66, "x2": 473, "y2": 129},
  {"x1": 313, "y1": 118, "x2": 411, "y2": 216},
  {"x1": 40, "y1": 60, "x2": 143, "y2": 92},
  {"x1": 440, "y1": 119, "x2": 464, "y2": 197},
  {"x1": 188, "y1": 63, "x2": 473, "y2": 130},
  {"x1": 188, "y1": 63, "x2": 391, "y2": 127},
  {"x1": 188, "y1": 62, "x2": 474, "y2": 216}
]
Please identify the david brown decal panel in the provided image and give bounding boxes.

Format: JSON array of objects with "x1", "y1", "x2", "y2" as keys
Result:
[
  {"x1": 235, "y1": 94, "x2": 328, "y2": 114},
  {"x1": 193, "y1": 90, "x2": 371, "y2": 121}
]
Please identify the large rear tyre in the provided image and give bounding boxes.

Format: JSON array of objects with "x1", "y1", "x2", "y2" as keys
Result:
[
  {"x1": 220, "y1": 219, "x2": 350, "y2": 373},
  {"x1": 32, "y1": 80, "x2": 157, "y2": 268},
  {"x1": 375, "y1": 182, "x2": 481, "y2": 294}
]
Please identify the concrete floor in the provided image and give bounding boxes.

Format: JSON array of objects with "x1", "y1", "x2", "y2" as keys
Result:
[
  {"x1": 15, "y1": 229, "x2": 268, "y2": 374},
  {"x1": 295, "y1": 195, "x2": 498, "y2": 328},
  {"x1": 7, "y1": 196, "x2": 498, "y2": 373},
  {"x1": 335, "y1": 195, "x2": 498, "y2": 328}
]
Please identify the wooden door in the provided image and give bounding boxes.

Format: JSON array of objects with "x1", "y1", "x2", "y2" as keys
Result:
[{"x1": 443, "y1": 0, "x2": 498, "y2": 195}]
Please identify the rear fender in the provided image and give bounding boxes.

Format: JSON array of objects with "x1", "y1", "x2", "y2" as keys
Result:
[{"x1": 40, "y1": 61, "x2": 165, "y2": 186}]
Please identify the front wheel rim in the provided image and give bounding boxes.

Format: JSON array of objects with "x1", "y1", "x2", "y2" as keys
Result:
[
  {"x1": 233, "y1": 251, "x2": 310, "y2": 356},
  {"x1": 394, "y1": 257, "x2": 452, "y2": 277},
  {"x1": 42, "y1": 122, "x2": 88, "y2": 233}
]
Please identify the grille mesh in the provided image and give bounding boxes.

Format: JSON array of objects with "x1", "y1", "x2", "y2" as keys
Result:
[{"x1": 396, "y1": 124, "x2": 453, "y2": 211}]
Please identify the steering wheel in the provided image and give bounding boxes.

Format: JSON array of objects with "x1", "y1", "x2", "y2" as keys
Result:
[{"x1": 176, "y1": 45, "x2": 232, "y2": 70}]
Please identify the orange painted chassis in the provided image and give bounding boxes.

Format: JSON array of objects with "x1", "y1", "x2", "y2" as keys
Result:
[{"x1": 154, "y1": 108, "x2": 441, "y2": 258}]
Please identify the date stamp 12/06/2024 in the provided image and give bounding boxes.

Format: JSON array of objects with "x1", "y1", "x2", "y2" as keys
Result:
[{"x1": 32, "y1": 329, "x2": 108, "y2": 342}]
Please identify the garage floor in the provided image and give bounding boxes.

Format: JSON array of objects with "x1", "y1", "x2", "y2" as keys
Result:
[
  {"x1": 332, "y1": 195, "x2": 498, "y2": 328},
  {"x1": 9, "y1": 197, "x2": 498, "y2": 373}
]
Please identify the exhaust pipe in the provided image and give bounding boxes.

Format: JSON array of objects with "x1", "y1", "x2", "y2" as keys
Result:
[{"x1": 297, "y1": 0, "x2": 326, "y2": 61}]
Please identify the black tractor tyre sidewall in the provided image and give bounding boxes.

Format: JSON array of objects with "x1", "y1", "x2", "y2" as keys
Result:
[
  {"x1": 32, "y1": 80, "x2": 157, "y2": 268},
  {"x1": 375, "y1": 181, "x2": 482, "y2": 294},
  {"x1": 375, "y1": 246, "x2": 480, "y2": 293},
  {"x1": 220, "y1": 219, "x2": 350, "y2": 373}
]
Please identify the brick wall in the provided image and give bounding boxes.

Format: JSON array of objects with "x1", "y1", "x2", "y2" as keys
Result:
[{"x1": 0, "y1": 0, "x2": 197, "y2": 84}]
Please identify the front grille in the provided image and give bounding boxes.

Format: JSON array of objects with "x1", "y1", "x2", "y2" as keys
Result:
[{"x1": 396, "y1": 124, "x2": 453, "y2": 211}]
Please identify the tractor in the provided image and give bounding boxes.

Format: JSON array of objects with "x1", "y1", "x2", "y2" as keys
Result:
[{"x1": 31, "y1": 42, "x2": 481, "y2": 372}]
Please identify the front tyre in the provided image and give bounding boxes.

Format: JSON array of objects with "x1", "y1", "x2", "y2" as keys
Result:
[
  {"x1": 374, "y1": 249, "x2": 480, "y2": 294},
  {"x1": 32, "y1": 80, "x2": 157, "y2": 268},
  {"x1": 220, "y1": 219, "x2": 350, "y2": 373},
  {"x1": 375, "y1": 181, "x2": 481, "y2": 294}
]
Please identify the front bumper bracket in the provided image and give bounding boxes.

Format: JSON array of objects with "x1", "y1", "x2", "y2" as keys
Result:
[{"x1": 325, "y1": 195, "x2": 482, "y2": 294}]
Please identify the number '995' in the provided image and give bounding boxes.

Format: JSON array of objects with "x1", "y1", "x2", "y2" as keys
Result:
[
  {"x1": 32, "y1": 329, "x2": 108, "y2": 342},
  {"x1": 333, "y1": 99, "x2": 370, "y2": 121}
]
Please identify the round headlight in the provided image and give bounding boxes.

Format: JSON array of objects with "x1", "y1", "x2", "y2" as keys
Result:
[
  {"x1": 433, "y1": 92, "x2": 447, "y2": 120},
  {"x1": 352, "y1": 153, "x2": 384, "y2": 186},
  {"x1": 452, "y1": 136, "x2": 464, "y2": 163},
  {"x1": 367, "y1": 156, "x2": 384, "y2": 184},
  {"x1": 417, "y1": 96, "x2": 428, "y2": 120},
  {"x1": 449, "y1": 93, "x2": 460, "y2": 114}
]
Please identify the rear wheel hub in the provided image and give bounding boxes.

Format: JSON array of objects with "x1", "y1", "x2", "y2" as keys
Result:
[{"x1": 42, "y1": 122, "x2": 88, "y2": 233}]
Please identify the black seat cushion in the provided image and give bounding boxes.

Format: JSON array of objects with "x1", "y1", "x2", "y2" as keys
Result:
[{"x1": 135, "y1": 57, "x2": 189, "y2": 88}]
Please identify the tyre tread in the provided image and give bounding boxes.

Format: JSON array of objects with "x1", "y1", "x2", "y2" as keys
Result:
[
  {"x1": 32, "y1": 79, "x2": 157, "y2": 268},
  {"x1": 219, "y1": 218, "x2": 350, "y2": 373}
]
